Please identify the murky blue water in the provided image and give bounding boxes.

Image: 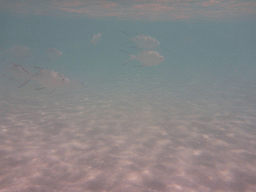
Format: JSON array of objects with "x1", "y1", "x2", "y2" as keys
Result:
[{"x1": 0, "y1": 11, "x2": 256, "y2": 192}]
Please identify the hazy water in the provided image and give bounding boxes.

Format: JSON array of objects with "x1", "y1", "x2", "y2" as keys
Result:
[{"x1": 0, "y1": 13, "x2": 256, "y2": 192}]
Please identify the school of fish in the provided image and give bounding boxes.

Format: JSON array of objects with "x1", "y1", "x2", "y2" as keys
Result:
[
  {"x1": 121, "y1": 31, "x2": 165, "y2": 67},
  {"x1": 0, "y1": 31, "x2": 165, "y2": 90}
]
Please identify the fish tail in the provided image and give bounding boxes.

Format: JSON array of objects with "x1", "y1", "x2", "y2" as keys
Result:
[
  {"x1": 122, "y1": 31, "x2": 131, "y2": 38},
  {"x1": 120, "y1": 50, "x2": 131, "y2": 56},
  {"x1": 18, "y1": 79, "x2": 31, "y2": 88},
  {"x1": 121, "y1": 31, "x2": 132, "y2": 46},
  {"x1": 121, "y1": 59, "x2": 133, "y2": 66},
  {"x1": 120, "y1": 50, "x2": 136, "y2": 59},
  {"x1": 130, "y1": 46, "x2": 142, "y2": 52},
  {"x1": 120, "y1": 50, "x2": 135, "y2": 65}
]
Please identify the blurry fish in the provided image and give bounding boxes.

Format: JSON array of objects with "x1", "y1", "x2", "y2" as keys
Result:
[
  {"x1": 122, "y1": 31, "x2": 160, "y2": 50},
  {"x1": 4, "y1": 45, "x2": 32, "y2": 58},
  {"x1": 121, "y1": 50, "x2": 165, "y2": 67},
  {"x1": 1, "y1": 60, "x2": 32, "y2": 88},
  {"x1": 2, "y1": 59, "x2": 80, "y2": 90},
  {"x1": 0, "y1": 45, "x2": 35, "y2": 68},
  {"x1": 86, "y1": 33, "x2": 101, "y2": 45},
  {"x1": 33, "y1": 67, "x2": 70, "y2": 89},
  {"x1": 32, "y1": 67, "x2": 83, "y2": 91},
  {"x1": 45, "y1": 48, "x2": 62, "y2": 60},
  {"x1": 1, "y1": 45, "x2": 32, "y2": 61}
]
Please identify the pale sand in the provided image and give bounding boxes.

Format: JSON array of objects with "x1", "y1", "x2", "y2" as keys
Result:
[{"x1": 0, "y1": 84, "x2": 256, "y2": 192}]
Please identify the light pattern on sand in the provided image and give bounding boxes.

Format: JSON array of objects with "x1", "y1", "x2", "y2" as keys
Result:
[{"x1": 0, "y1": 87, "x2": 255, "y2": 191}]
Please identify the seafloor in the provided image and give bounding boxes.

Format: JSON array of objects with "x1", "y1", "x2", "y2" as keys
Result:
[{"x1": 0, "y1": 80, "x2": 256, "y2": 192}]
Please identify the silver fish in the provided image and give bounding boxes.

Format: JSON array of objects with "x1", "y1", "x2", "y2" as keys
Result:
[
  {"x1": 2, "y1": 60, "x2": 80, "y2": 90},
  {"x1": 33, "y1": 67, "x2": 70, "y2": 89},
  {"x1": 122, "y1": 31, "x2": 160, "y2": 50},
  {"x1": 86, "y1": 33, "x2": 101, "y2": 45},
  {"x1": 45, "y1": 47, "x2": 62, "y2": 59},
  {"x1": 0, "y1": 45, "x2": 33, "y2": 65},
  {"x1": 2, "y1": 45, "x2": 32, "y2": 59},
  {"x1": 121, "y1": 50, "x2": 165, "y2": 67}
]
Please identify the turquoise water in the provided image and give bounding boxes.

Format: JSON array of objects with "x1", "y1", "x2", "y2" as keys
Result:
[{"x1": 0, "y1": 10, "x2": 256, "y2": 192}]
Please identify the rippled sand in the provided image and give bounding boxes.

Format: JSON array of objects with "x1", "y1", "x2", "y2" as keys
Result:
[{"x1": 0, "y1": 83, "x2": 256, "y2": 192}]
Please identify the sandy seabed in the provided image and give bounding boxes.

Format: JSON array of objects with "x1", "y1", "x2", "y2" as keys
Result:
[{"x1": 0, "y1": 82, "x2": 256, "y2": 192}]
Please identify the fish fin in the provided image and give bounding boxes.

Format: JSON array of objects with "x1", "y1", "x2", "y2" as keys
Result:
[
  {"x1": 120, "y1": 50, "x2": 131, "y2": 56},
  {"x1": 18, "y1": 79, "x2": 31, "y2": 88},
  {"x1": 120, "y1": 50, "x2": 135, "y2": 65},
  {"x1": 34, "y1": 66, "x2": 43, "y2": 70},
  {"x1": 121, "y1": 59, "x2": 133, "y2": 66},
  {"x1": 32, "y1": 70, "x2": 42, "y2": 77},
  {"x1": 121, "y1": 31, "x2": 132, "y2": 46},
  {"x1": 122, "y1": 31, "x2": 131, "y2": 38},
  {"x1": 14, "y1": 64, "x2": 31, "y2": 75},
  {"x1": 130, "y1": 46, "x2": 142, "y2": 52}
]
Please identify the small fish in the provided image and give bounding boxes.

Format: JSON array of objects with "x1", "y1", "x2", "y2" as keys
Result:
[
  {"x1": 86, "y1": 33, "x2": 101, "y2": 45},
  {"x1": 32, "y1": 67, "x2": 83, "y2": 91},
  {"x1": 45, "y1": 48, "x2": 62, "y2": 59},
  {"x1": 33, "y1": 67, "x2": 70, "y2": 89},
  {"x1": 0, "y1": 45, "x2": 33, "y2": 64},
  {"x1": 3, "y1": 45, "x2": 32, "y2": 58},
  {"x1": 122, "y1": 31, "x2": 160, "y2": 50},
  {"x1": 2, "y1": 59, "x2": 80, "y2": 90},
  {"x1": 121, "y1": 50, "x2": 165, "y2": 67}
]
